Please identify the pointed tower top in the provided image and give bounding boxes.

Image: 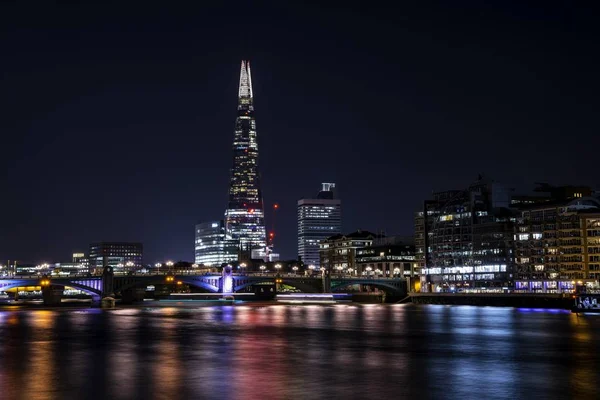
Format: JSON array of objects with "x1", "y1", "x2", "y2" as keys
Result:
[{"x1": 238, "y1": 60, "x2": 253, "y2": 99}]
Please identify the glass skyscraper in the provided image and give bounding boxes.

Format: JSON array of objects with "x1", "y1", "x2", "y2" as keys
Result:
[
  {"x1": 194, "y1": 221, "x2": 238, "y2": 266},
  {"x1": 298, "y1": 183, "x2": 342, "y2": 267},
  {"x1": 224, "y1": 60, "x2": 267, "y2": 251}
]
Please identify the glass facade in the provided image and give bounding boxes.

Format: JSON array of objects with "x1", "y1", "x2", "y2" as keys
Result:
[
  {"x1": 88, "y1": 242, "x2": 143, "y2": 274},
  {"x1": 224, "y1": 60, "x2": 266, "y2": 251},
  {"x1": 298, "y1": 184, "x2": 342, "y2": 267},
  {"x1": 415, "y1": 181, "x2": 515, "y2": 292},
  {"x1": 194, "y1": 221, "x2": 239, "y2": 266}
]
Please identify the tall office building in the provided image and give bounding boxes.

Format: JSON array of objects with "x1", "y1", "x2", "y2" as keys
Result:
[
  {"x1": 224, "y1": 60, "x2": 267, "y2": 251},
  {"x1": 415, "y1": 178, "x2": 515, "y2": 292},
  {"x1": 195, "y1": 221, "x2": 239, "y2": 266},
  {"x1": 88, "y1": 242, "x2": 143, "y2": 274},
  {"x1": 298, "y1": 183, "x2": 342, "y2": 267}
]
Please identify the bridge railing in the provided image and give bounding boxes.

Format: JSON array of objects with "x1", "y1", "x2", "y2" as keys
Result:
[{"x1": 0, "y1": 272, "x2": 406, "y2": 280}]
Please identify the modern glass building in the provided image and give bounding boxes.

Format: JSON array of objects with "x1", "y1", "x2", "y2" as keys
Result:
[
  {"x1": 88, "y1": 242, "x2": 143, "y2": 274},
  {"x1": 415, "y1": 179, "x2": 515, "y2": 292},
  {"x1": 224, "y1": 60, "x2": 267, "y2": 252},
  {"x1": 194, "y1": 221, "x2": 239, "y2": 266},
  {"x1": 298, "y1": 183, "x2": 342, "y2": 267}
]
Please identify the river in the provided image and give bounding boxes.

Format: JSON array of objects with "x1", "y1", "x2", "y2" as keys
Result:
[{"x1": 0, "y1": 303, "x2": 598, "y2": 399}]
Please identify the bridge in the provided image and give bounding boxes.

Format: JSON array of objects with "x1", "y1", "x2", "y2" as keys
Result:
[{"x1": 0, "y1": 267, "x2": 406, "y2": 306}]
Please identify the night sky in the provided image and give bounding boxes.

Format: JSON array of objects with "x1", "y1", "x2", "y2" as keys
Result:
[{"x1": 1, "y1": 1, "x2": 598, "y2": 265}]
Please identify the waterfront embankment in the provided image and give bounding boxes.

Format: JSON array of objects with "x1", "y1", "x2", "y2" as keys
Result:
[{"x1": 409, "y1": 292, "x2": 573, "y2": 309}]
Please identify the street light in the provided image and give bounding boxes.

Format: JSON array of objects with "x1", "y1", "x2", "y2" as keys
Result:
[
  {"x1": 275, "y1": 264, "x2": 282, "y2": 273},
  {"x1": 155, "y1": 263, "x2": 162, "y2": 274},
  {"x1": 259, "y1": 265, "x2": 266, "y2": 274},
  {"x1": 393, "y1": 267, "x2": 401, "y2": 277},
  {"x1": 166, "y1": 261, "x2": 174, "y2": 273},
  {"x1": 126, "y1": 261, "x2": 134, "y2": 274},
  {"x1": 365, "y1": 266, "x2": 372, "y2": 276},
  {"x1": 347, "y1": 268, "x2": 354, "y2": 276},
  {"x1": 308, "y1": 265, "x2": 315, "y2": 274},
  {"x1": 292, "y1": 266, "x2": 298, "y2": 275}
]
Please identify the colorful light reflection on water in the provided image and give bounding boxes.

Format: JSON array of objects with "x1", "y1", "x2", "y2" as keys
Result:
[{"x1": 0, "y1": 304, "x2": 599, "y2": 400}]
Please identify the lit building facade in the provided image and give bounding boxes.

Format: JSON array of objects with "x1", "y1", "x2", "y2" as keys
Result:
[
  {"x1": 415, "y1": 179, "x2": 515, "y2": 292},
  {"x1": 89, "y1": 242, "x2": 143, "y2": 274},
  {"x1": 319, "y1": 230, "x2": 377, "y2": 272},
  {"x1": 195, "y1": 221, "x2": 239, "y2": 266},
  {"x1": 514, "y1": 196, "x2": 600, "y2": 292},
  {"x1": 298, "y1": 183, "x2": 342, "y2": 267},
  {"x1": 53, "y1": 252, "x2": 90, "y2": 275},
  {"x1": 224, "y1": 60, "x2": 267, "y2": 252},
  {"x1": 355, "y1": 237, "x2": 416, "y2": 279}
]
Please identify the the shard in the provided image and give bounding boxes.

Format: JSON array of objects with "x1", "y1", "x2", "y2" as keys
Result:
[{"x1": 224, "y1": 61, "x2": 267, "y2": 252}]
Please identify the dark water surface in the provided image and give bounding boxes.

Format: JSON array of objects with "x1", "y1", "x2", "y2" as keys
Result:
[{"x1": 0, "y1": 303, "x2": 599, "y2": 400}]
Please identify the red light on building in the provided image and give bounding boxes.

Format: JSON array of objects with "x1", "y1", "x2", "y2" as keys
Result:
[{"x1": 273, "y1": 203, "x2": 279, "y2": 209}]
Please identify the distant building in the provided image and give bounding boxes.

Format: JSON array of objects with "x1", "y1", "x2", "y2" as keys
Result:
[
  {"x1": 53, "y1": 252, "x2": 90, "y2": 275},
  {"x1": 89, "y1": 242, "x2": 143, "y2": 274},
  {"x1": 514, "y1": 195, "x2": 600, "y2": 292},
  {"x1": 251, "y1": 247, "x2": 280, "y2": 263},
  {"x1": 510, "y1": 184, "x2": 592, "y2": 207},
  {"x1": 298, "y1": 183, "x2": 342, "y2": 267},
  {"x1": 194, "y1": 221, "x2": 238, "y2": 266},
  {"x1": 355, "y1": 236, "x2": 417, "y2": 279},
  {"x1": 319, "y1": 230, "x2": 378, "y2": 273}
]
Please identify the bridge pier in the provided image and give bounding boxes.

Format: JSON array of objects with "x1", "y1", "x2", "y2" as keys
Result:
[
  {"x1": 42, "y1": 285, "x2": 64, "y2": 306},
  {"x1": 102, "y1": 266, "x2": 115, "y2": 297},
  {"x1": 322, "y1": 271, "x2": 331, "y2": 293}
]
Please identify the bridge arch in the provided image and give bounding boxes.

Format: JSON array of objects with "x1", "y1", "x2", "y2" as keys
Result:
[
  {"x1": 0, "y1": 280, "x2": 102, "y2": 297},
  {"x1": 233, "y1": 278, "x2": 321, "y2": 293},
  {"x1": 115, "y1": 276, "x2": 220, "y2": 294},
  {"x1": 330, "y1": 279, "x2": 405, "y2": 295}
]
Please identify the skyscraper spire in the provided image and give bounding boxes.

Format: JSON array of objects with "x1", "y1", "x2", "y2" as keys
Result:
[
  {"x1": 224, "y1": 60, "x2": 266, "y2": 252},
  {"x1": 238, "y1": 60, "x2": 253, "y2": 100}
]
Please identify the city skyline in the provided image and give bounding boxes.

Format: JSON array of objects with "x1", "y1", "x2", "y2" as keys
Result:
[{"x1": 1, "y1": 2, "x2": 598, "y2": 264}]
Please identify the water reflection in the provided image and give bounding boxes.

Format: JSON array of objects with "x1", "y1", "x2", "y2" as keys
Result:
[{"x1": 0, "y1": 305, "x2": 599, "y2": 400}]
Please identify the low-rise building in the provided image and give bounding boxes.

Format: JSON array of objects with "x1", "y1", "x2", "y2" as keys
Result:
[
  {"x1": 355, "y1": 237, "x2": 416, "y2": 278},
  {"x1": 319, "y1": 230, "x2": 378, "y2": 272}
]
